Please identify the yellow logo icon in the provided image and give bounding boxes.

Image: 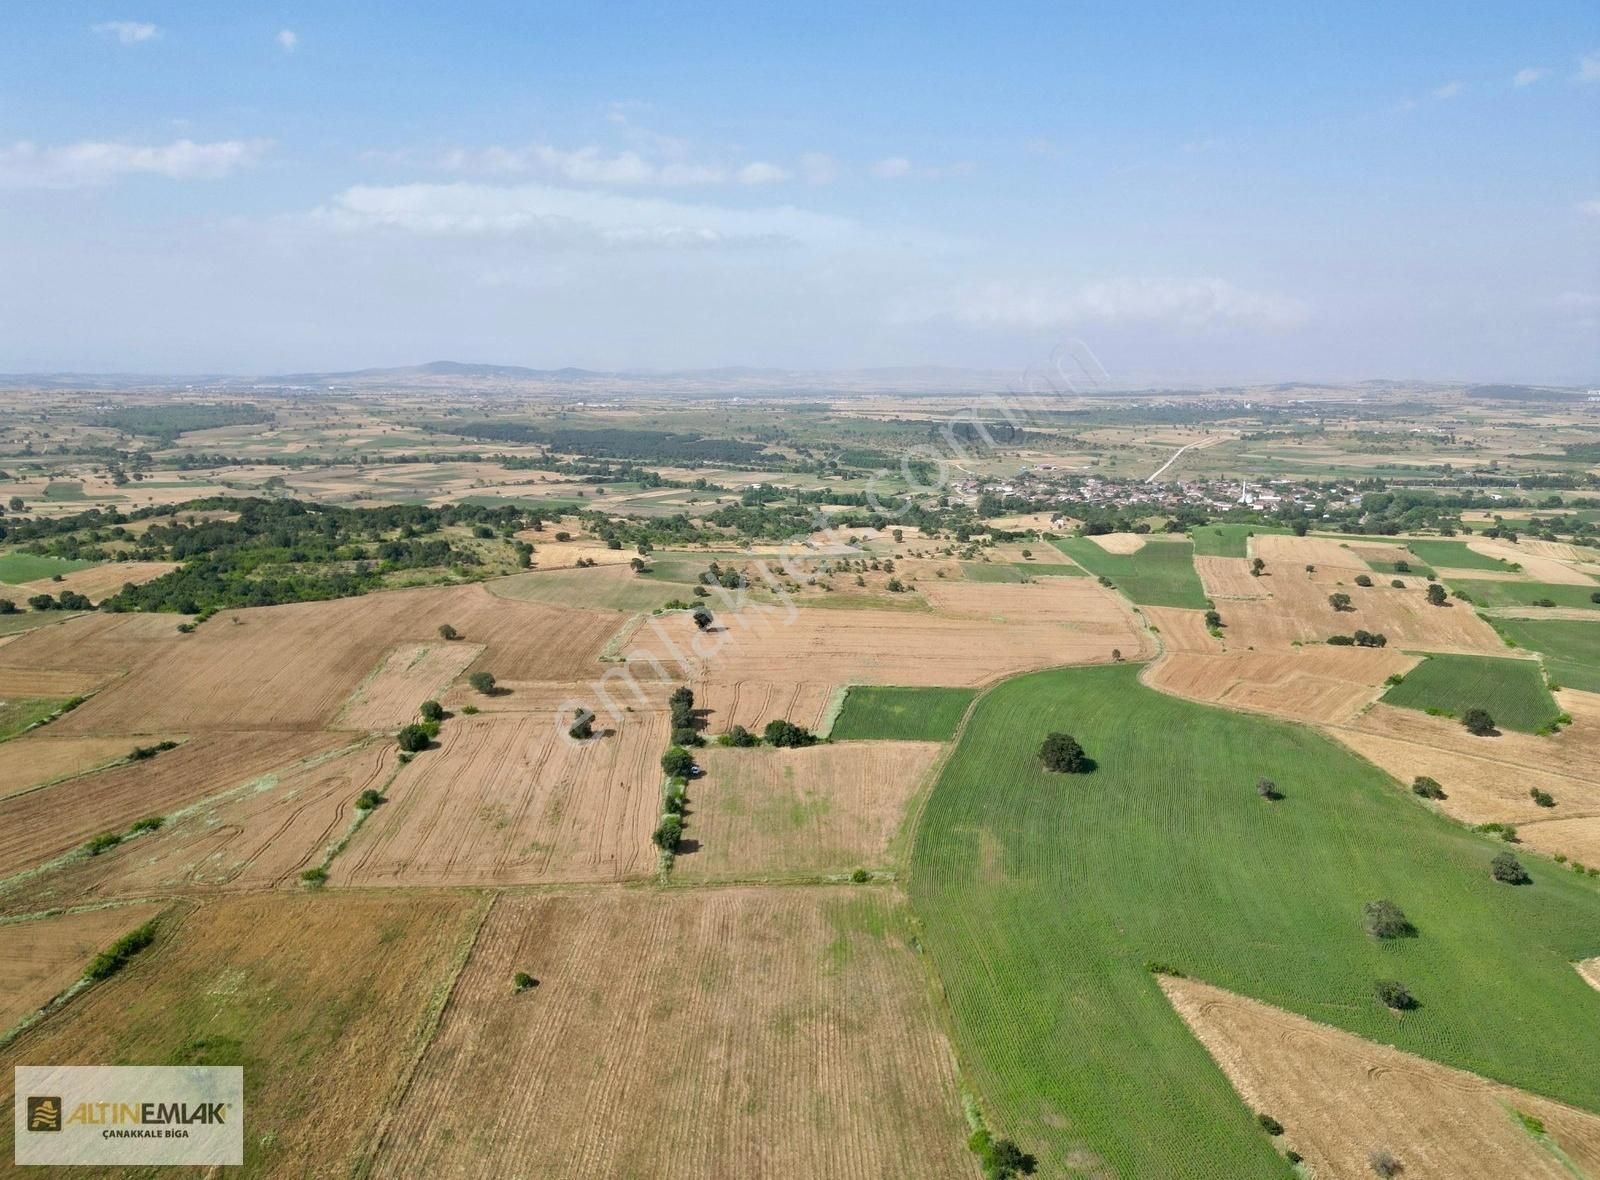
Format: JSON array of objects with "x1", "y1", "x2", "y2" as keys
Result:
[{"x1": 27, "y1": 1096, "x2": 62, "y2": 1132}]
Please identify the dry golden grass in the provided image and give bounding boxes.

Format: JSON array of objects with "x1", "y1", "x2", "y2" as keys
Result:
[
  {"x1": 680, "y1": 741, "x2": 943, "y2": 878},
  {"x1": 334, "y1": 642, "x2": 483, "y2": 729},
  {"x1": 14, "y1": 561, "x2": 179, "y2": 601},
  {"x1": 1088, "y1": 531, "x2": 1146, "y2": 554},
  {"x1": 368, "y1": 889, "x2": 971, "y2": 1180},
  {"x1": 0, "y1": 893, "x2": 482, "y2": 1179},
  {"x1": 1150, "y1": 648, "x2": 1417, "y2": 724},
  {"x1": 1249, "y1": 533, "x2": 1375, "y2": 571},
  {"x1": 1195, "y1": 556, "x2": 1270, "y2": 600},
  {"x1": 1162, "y1": 975, "x2": 1600, "y2": 1180},
  {"x1": 1468, "y1": 539, "x2": 1598, "y2": 586},
  {"x1": 0, "y1": 735, "x2": 166, "y2": 799}
]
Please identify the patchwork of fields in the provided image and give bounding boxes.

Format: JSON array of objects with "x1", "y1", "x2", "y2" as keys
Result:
[{"x1": 2, "y1": 511, "x2": 1598, "y2": 1178}]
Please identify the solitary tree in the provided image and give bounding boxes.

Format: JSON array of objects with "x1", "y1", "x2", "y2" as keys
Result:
[
  {"x1": 419, "y1": 699, "x2": 445, "y2": 722},
  {"x1": 1461, "y1": 707, "x2": 1496, "y2": 736},
  {"x1": 1354, "y1": 574, "x2": 1374, "y2": 587},
  {"x1": 1256, "y1": 777, "x2": 1283, "y2": 800},
  {"x1": 1426, "y1": 583, "x2": 1448, "y2": 606},
  {"x1": 1039, "y1": 732, "x2": 1092, "y2": 774},
  {"x1": 1204, "y1": 609, "x2": 1223, "y2": 629},
  {"x1": 469, "y1": 671, "x2": 497, "y2": 695},
  {"x1": 1373, "y1": 979, "x2": 1416, "y2": 1010},
  {"x1": 1328, "y1": 592, "x2": 1353, "y2": 612},
  {"x1": 1411, "y1": 775, "x2": 1446, "y2": 799},
  {"x1": 568, "y1": 709, "x2": 594, "y2": 741},
  {"x1": 396, "y1": 724, "x2": 431, "y2": 753},
  {"x1": 438, "y1": 623, "x2": 459, "y2": 640},
  {"x1": 692, "y1": 606, "x2": 714, "y2": 631},
  {"x1": 1250, "y1": 557, "x2": 1266, "y2": 576},
  {"x1": 1491, "y1": 851, "x2": 1531, "y2": 884},
  {"x1": 1362, "y1": 899, "x2": 1416, "y2": 939}
]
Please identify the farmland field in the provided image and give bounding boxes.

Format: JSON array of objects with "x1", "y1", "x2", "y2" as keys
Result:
[
  {"x1": 0, "y1": 893, "x2": 483, "y2": 1178},
  {"x1": 1450, "y1": 579, "x2": 1600, "y2": 611},
  {"x1": 367, "y1": 889, "x2": 972, "y2": 1179},
  {"x1": 0, "y1": 553, "x2": 95, "y2": 583},
  {"x1": 1494, "y1": 617, "x2": 1600, "y2": 692},
  {"x1": 1052, "y1": 536, "x2": 1209, "y2": 608},
  {"x1": 1380, "y1": 652, "x2": 1560, "y2": 732},
  {"x1": 0, "y1": 903, "x2": 167, "y2": 1033},
  {"x1": 829, "y1": 685, "x2": 976, "y2": 741},
  {"x1": 909, "y1": 664, "x2": 1600, "y2": 1176},
  {"x1": 1404, "y1": 539, "x2": 1520, "y2": 572},
  {"x1": 1189, "y1": 523, "x2": 1290, "y2": 558}
]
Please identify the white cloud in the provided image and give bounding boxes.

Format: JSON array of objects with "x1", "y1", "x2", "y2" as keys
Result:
[
  {"x1": 0, "y1": 139, "x2": 269, "y2": 188},
  {"x1": 1578, "y1": 200, "x2": 1600, "y2": 219},
  {"x1": 276, "y1": 28, "x2": 298, "y2": 52},
  {"x1": 870, "y1": 155, "x2": 913, "y2": 179},
  {"x1": 309, "y1": 181, "x2": 857, "y2": 251},
  {"x1": 736, "y1": 161, "x2": 790, "y2": 185},
  {"x1": 92, "y1": 21, "x2": 159, "y2": 44},
  {"x1": 1579, "y1": 53, "x2": 1600, "y2": 82},
  {"x1": 799, "y1": 152, "x2": 838, "y2": 185},
  {"x1": 1512, "y1": 66, "x2": 1549, "y2": 87},
  {"x1": 900, "y1": 277, "x2": 1309, "y2": 332},
  {"x1": 1432, "y1": 81, "x2": 1463, "y2": 100}
]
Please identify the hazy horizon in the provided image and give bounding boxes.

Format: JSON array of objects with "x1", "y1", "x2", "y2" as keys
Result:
[{"x1": 2, "y1": 4, "x2": 1596, "y2": 383}]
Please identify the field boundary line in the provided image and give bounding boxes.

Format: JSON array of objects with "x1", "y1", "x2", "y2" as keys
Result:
[{"x1": 353, "y1": 889, "x2": 497, "y2": 1180}]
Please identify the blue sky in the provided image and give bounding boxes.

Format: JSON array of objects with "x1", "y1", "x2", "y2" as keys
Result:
[{"x1": 1, "y1": 2, "x2": 1596, "y2": 381}]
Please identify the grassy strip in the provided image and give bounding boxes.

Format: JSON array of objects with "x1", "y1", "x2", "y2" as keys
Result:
[
  {"x1": 84, "y1": 919, "x2": 160, "y2": 981},
  {"x1": 1451, "y1": 580, "x2": 1600, "y2": 612}
]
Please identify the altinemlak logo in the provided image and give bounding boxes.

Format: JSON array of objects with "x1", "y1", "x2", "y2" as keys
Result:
[{"x1": 27, "y1": 1096, "x2": 62, "y2": 1132}]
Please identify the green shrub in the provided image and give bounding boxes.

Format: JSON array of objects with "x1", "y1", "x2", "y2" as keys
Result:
[
  {"x1": 1373, "y1": 979, "x2": 1416, "y2": 1010},
  {"x1": 469, "y1": 670, "x2": 497, "y2": 694},
  {"x1": 850, "y1": 867, "x2": 871, "y2": 883},
  {"x1": 1411, "y1": 775, "x2": 1446, "y2": 799},
  {"x1": 85, "y1": 831, "x2": 123, "y2": 856},
  {"x1": 652, "y1": 813, "x2": 684, "y2": 851},
  {"x1": 513, "y1": 971, "x2": 537, "y2": 993},
  {"x1": 1362, "y1": 899, "x2": 1416, "y2": 939},
  {"x1": 396, "y1": 724, "x2": 432, "y2": 753},
  {"x1": 1256, "y1": 1112, "x2": 1283, "y2": 1136},
  {"x1": 719, "y1": 724, "x2": 759, "y2": 747},
  {"x1": 1461, "y1": 707, "x2": 1496, "y2": 736},
  {"x1": 419, "y1": 699, "x2": 445, "y2": 722},
  {"x1": 300, "y1": 866, "x2": 329, "y2": 886},
  {"x1": 355, "y1": 788, "x2": 386, "y2": 810},
  {"x1": 764, "y1": 719, "x2": 819, "y2": 748},
  {"x1": 661, "y1": 746, "x2": 694, "y2": 778},
  {"x1": 83, "y1": 920, "x2": 159, "y2": 982},
  {"x1": 127, "y1": 815, "x2": 165, "y2": 834},
  {"x1": 1490, "y1": 851, "x2": 1530, "y2": 885}
]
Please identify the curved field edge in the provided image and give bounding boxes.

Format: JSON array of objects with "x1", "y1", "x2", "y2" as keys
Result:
[{"x1": 906, "y1": 663, "x2": 1600, "y2": 1177}]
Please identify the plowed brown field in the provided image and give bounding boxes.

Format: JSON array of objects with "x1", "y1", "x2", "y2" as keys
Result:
[
  {"x1": 680, "y1": 741, "x2": 943, "y2": 878},
  {"x1": 1163, "y1": 975, "x2": 1600, "y2": 1179},
  {"x1": 1150, "y1": 648, "x2": 1417, "y2": 723},
  {"x1": 15, "y1": 561, "x2": 179, "y2": 601},
  {"x1": 0, "y1": 893, "x2": 483, "y2": 1179},
  {"x1": 1195, "y1": 556, "x2": 1269, "y2": 599},
  {"x1": 334, "y1": 706, "x2": 667, "y2": 886},
  {"x1": 368, "y1": 889, "x2": 971, "y2": 1180},
  {"x1": 0, "y1": 903, "x2": 166, "y2": 1031},
  {"x1": 0, "y1": 730, "x2": 344, "y2": 880}
]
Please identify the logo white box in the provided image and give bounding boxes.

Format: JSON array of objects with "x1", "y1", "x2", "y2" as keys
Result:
[{"x1": 15, "y1": 1065, "x2": 243, "y2": 1166}]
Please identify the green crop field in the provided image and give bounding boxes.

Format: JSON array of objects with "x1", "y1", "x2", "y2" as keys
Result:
[
  {"x1": 488, "y1": 568, "x2": 683, "y2": 613},
  {"x1": 1380, "y1": 653, "x2": 1560, "y2": 732},
  {"x1": 1051, "y1": 537, "x2": 1208, "y2": 608},
  {"x1": 829, "y1": 685, "x2": 976, "y2": 741},
  {"x1": 1449, "y1": 580, "x2": 1600, "y2": 612},
  {"x1": 0, "y1": 697, "x2": 72, "y2": 742},
  {"x1": 910, "y1": 665, "x2": 1600, "y2": 1177},
  {"x1": 1402, "y1": 539, "x2": 1517, "y2": 572},
  {"x1": 1012, "y1": 562, "x2": 1085, "y2": 577},
  {"x1": 1365, "y1": 556, "x2": 1435, "y2": 578},
  {"x1": 1189, "y1": 523, "x2": 1290, "y2": 558},
  {"x1": 1494, "y1": 618, "x2": 1600, "y2": 693},
  {"x1": 0, "y1": 553, "x2": 96, "y2": 583}
]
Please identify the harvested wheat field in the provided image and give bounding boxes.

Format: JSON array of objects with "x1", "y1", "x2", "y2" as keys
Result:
[
  {"x1": 334, "y1": 641, "x2": 483, "y2": 729},
  {"x1": 697, "y1": 678, "x2": 837, "y2": 734},
  {"x1": 1329, "y1": 728, "x2": 1600, "y2": 827},
  {"x1": 1162, "y1": 975, "x2": 1600, "y2": 1180},
  {"x1": 15, "y1": 560, "x2": 179, "y2": 602},
  {"x1": 44, "y1": 584, "x2": 623, "y2": 735},
  {"x1": 1515, "y1": 816, "x2": 1600, "y2": 868},
  {"x1": 0, "y1": 611, "x2": 180, "y2": 699},
  {"x1": 0, "y1": 734, "x2": 166, "y2": 798},
  {"x1": 1220, "y1": 568, "x2": 1504, "y2": 654},
  {"x1": 13, "y1": 739, "x2": 398, "y2": 908},
  {"x1": 919, "y1": 576, "x2": 1145, "y2": 629},
  {"x1": 368, "y1": 888, "x2": 971, "y2": 1180},
  {"x1": 1143, "y1": 606, "x2": 1223, "y2": 654},
  {"x1": 1195, "y1": 556, "x2": 1270, "y2": 599},
  {"x1": 680, "y1": 741, "x2": 943, "y2": 877},
  {"x1": 1088, "y1": 531, "x2": 1146, "y2": 554},
  {"x1": 1149, "y1": 648, "x2": 1418, "y2": 723},
  {"x1": 1250, "y1": 533, "x2": 1380, "y2": 571},
  {"x1": 0, "y1": 903, "x2": 166, "y2": 1032},
  {"x1": 335, "y1": 706, "x2": 667, "y2": 886},
  {"x1": 1340, "y1": 702, "x2": 1600, "y2": 793},
  {"x1": 0, "y1": 892, "x2": 483, "y2": 1179},
  {"x1": 0, "y1": 730, "x2": 344, "y2": 881},
  {"x1": 1469, "y1": 539, "x2": 1597, "y2": 586},
  {"x1": 629, "y1": 602, "x2": 1150, "y2": 693}
]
